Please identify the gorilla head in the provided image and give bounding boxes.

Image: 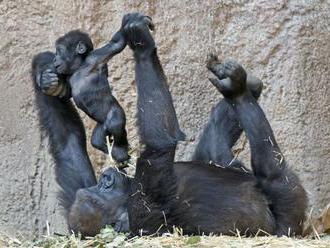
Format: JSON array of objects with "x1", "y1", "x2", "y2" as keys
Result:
[{"x1": 68, "y1": 168, "x2": 131, "y2": 236}]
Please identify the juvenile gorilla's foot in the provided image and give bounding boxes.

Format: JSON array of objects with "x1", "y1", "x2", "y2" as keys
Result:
[
  {"x1": 91, "y1": 125, "x2": 109, "y2": 154},
  {"x1": 207, "y1": 54, "x2": 248, "y2": 99},
  {"x1": 121, "y1": 12, "x2": 155, "y2": 53},
  {"x1": 92, "y1": 132, "x2": 129, "y2": 163},
  {"x1": 111, "y1": 144, "x2": 130, "y2": 163},
  {"x1": 91, "y1": 135, "x2": 109, "y2": 154}
]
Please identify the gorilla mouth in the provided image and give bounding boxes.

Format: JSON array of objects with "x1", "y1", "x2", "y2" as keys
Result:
[{"x1": 99, "y1": 178, "x2": 115, "y2": 192}]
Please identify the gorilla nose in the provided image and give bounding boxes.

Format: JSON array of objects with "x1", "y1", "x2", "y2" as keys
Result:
[{"x1": 53, "y1": 57, "x2": 61, "y2": 67}]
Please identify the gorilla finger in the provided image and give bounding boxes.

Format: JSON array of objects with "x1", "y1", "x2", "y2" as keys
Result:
[
  {"x1": 215, "y1": 69, "x2": 226, "y2": 79},
  {"x1": 47, "y1": 72, "x2": 58, "y2": 77},
  {"x1": 227, "y1": 62, "x2": 245, "y2": 75},
  {"x1": 224, "y1": 61, "x2": 235, "y2": 70},
  {"x1": 225, "y1": 60, "x2": 242, "y2": 72},
  {"x1": 134, "y1": 12, "x2": 145, "y2": 19},
  {"x1": 206, "y1": 53, "x2": 220, "y2": 65},
  {"x1": 224, "y1": 63, "x2": 239, "y2": 74},
  {"x1": 122, "y1": 13, "x2": 132, "y2": 27},
  {"x1": 127, "y1": 12, "x2": 141, "y2": 25},
  {"x1": 132, "y1": 12, "x2": 142, "y2": 18},
  {"x1": 44, "y1": 75, "x2": 58, "y2": 81},
  {"x1": 207, "y1": 65, "x2": 226, "y2": 79},
  {"x1": 45, "y1": 76, "x2": 58, "y2": 82},
  {"x1": 50, "y1": 81, "x2": 59, "y2": 86},
  {"x1": 42, "y1": 80, "x2": 58, "y2": 87},
  {"x1": 143, "y1": 16, "x2": 155, "y2": 30},
  {"x1": 208, "y1": 77, "x2": 223, "y2": 89}
]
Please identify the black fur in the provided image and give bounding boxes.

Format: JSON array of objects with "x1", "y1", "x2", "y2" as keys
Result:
[
  {"x1": 125, "y1": 14, "x2": 306, "y2": 236},
  {"x1": 192, "y1": 55, "x2": 263, "y2": 167},
  {"x1": 31, "y1": 52, "x2": 97, "y2": 216},
  {"x1": 55, "y1": 30, "x2": 94, "y2": 58},
  {"x1": 32, "y1": 13, "x2": 307, "y2": 237},
  {"x1": 53, "y1": 29, "x2": 130, "y2": 162}
]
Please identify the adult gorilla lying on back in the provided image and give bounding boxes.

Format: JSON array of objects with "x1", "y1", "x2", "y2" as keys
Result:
[{"x1": 32, "y1": 13, "x2": 307, "y2": 237}]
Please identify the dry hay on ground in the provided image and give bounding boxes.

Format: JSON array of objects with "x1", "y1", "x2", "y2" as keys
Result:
[{"x1": 1, "y1": 227, "x2": 330, "y2": 248}]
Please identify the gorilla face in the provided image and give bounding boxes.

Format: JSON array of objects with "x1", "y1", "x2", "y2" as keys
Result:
[
  {"x1": 53, "y1": 44, "x2": 84, "y2": 75},
  {"x1": 68, "y1": 168, "x2": 131, "y2": 236}
]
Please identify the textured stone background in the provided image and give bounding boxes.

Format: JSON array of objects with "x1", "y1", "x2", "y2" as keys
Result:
[{"x1": 0, "y1": 0, "x2": 329, "y2": 237}]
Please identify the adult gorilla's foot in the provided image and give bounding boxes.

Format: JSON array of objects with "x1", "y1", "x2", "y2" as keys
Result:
[
  {"x1": 207, "y1": 54, "x2": 263, "y2": 99},
  {"x1": 122, "y1": 13, "x2": 155, "y2": 55}
]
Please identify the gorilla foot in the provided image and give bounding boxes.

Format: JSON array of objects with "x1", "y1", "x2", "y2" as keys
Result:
[
  {"x1": 91, "y1": 135, "x2": 109, "y2": 154},
  {"x1": 111, "y1": 144, "x2": 130, "y2": 163},
  {"x1": 207, "y1": 54, "x2": 262, "y2": 99},
  {"x1": 122, "y1": 12, "x2": 155, "y2": 53}
]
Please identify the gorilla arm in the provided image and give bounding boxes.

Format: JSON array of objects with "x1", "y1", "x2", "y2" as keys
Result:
[
  {"x1": 31, "y1": 52, "x2": 97, "y2": 218},
  {"x1": 84, "y1": 30, "x2": 126, "y2": 73}
]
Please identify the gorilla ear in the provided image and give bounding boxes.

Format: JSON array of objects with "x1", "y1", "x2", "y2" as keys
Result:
[{"x1": 76, "y1": 41, "x2": 87, "y2": 55}]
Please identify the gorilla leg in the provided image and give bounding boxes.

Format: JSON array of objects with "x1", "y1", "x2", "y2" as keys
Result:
[
  {"x1": 91, "y1": 104, "x2": 129, "y2": 162},
  {"x1": 91, "y1": 123, "x2": 107, "y2": 153},
  {"x1": 104, "y1": 105, "x2": 129, "y2": 162},
  {"x1": 192, "y1": 72, "x2": 263, "y2": 167},
  {"x1": 122, "y1": 13, "x2": 185, "y2": 235},
  {"x1": 208, "y1": 59, "x2": 307, "y2": 236},
  {"x1": 192, "y1": 100, "x2": 242, "y2": 166}
]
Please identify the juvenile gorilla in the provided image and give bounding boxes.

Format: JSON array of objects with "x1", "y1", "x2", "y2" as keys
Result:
[
  {"x1": 40, "y1": 29, "x2": 129, "y2": 162},
  {"x1": 32, "y1": 13, "x2": 307, "y2": 237}
]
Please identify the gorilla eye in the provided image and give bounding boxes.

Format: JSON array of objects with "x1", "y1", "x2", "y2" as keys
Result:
[{"x1": 56, "y1": 46, "x2": 65, "y2": 55}]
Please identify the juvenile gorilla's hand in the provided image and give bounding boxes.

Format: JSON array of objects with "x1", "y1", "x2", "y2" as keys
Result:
[
  {"x1": 39, "y1": 69, "x2": 64, "y2": 96},
  {"x1": 121, "y1": 13, "x2": 155, "y2": 53}
]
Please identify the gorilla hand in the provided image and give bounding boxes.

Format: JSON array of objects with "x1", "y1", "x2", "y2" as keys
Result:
[{"x1": 39, "y1": 69, "x2": 68, "y2": 98}]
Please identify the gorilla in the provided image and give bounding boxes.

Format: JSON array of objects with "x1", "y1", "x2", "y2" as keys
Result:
[
  {"x1": 37, "y1": 29, "x2": 129, "y2": 162},
  {"x1": 31, "y1": 13, "x2": 307, "y2": 237}
]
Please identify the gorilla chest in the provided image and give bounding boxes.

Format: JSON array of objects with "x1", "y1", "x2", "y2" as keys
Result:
[
  {"x1": 69, "y1": 70, "x2": 110, "y2": 111},
  {"x1": 70, "y1": 71, "x2": 100, "y2": 96}
]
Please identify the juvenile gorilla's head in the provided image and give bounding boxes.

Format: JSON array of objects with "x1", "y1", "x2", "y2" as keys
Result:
[
  {"x1": 54, "y1": 30, "x2": 94, "y2": 75},
  {"x1": 68, "y1": 168, "x2": 131, "y2": 237}
]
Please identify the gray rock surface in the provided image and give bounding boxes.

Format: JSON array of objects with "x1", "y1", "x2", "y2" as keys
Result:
[{"x1": 0, "y1": 0, "x2": 329, "y2": 237}]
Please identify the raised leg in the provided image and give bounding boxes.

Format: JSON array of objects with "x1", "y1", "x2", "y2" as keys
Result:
[
  {"x1": 193, "y1": 55, "x2": 263, "y2": 167},
  {"x1": 122, "y1": 13, "x2": 185, "y2": 235},
  {"x1": 192, "y1": 99, "x2": 241, "y2": 166},
  {"x1": 207, "y1": 59, "x2": 307, "y2": 236}
]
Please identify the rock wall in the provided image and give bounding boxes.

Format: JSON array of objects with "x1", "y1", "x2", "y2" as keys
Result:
[{"x1": 0, "y1": 0, "x2": 329, "y2": 237}]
